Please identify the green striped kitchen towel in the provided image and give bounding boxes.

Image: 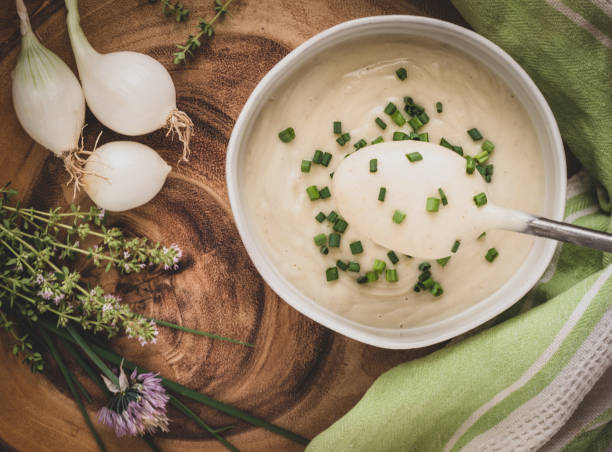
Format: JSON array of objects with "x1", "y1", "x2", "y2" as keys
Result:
[{"x1": 307, "y1": 2, "x2": 612, "y2": 450}]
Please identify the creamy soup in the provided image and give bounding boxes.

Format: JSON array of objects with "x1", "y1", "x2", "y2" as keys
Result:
[{"x1": 242, "y1": 38, "x2": 545, "y2": 328}]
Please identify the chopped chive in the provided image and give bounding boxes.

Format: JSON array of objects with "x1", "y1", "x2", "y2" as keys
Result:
[
  {"x1": 348, "y1": 262, "x2": 360, "y2": 272},
  {"x1": 371, "y1": 136, "x2": 384, "y2": 144},
  {"x1": 422, "y1": 277, "x2": 434, "y2": 289},
  {"x1": 409, "y1": 132, "x2": 419, "y2": 140},
  {"x1": 278, "y1": 127, "x2": 295, "y2": 143},
  {"x1": 474, "y1": 150, "x2": 489, "y2": 164},
  {"x1": 467, "y1": 128, "x2": 483, "y2": 141},
  {"x1": 384, "y1": 102, "x2": 397, "y2": 115},
  {"x1": 326, "y1": 267, "x2": 339, "y2": 281},
  {"x1": 330, "y1": 172, "x2": 335, "y2": 178},
  {"x1": 440, "y1": 138, "x2": 463, "y2": 156},
  {"x1": 333, "y1": 219, "x2": 348, "y2": 233},
  {"x1": 327, "y1": 211, "x2": 338, "y2": 223},
  {"x1": 336, "y1": 260, "x2": 348, "y2": 271},
  {"x1": 417, "y1": 111, "x2": 430, "y2": 125},
  {"x1": 378, "y1": 187, "x2": 386, "y2": 202},
  {"x1": 418, "y1": 132, "x2": 429, "y2": 142},
  {"x1": 315, "y1": 212, "x2": 326, "y2": 223},
  {"x1": 466, "y1": 156, "x2": 476, "y2": 174},
  {"x1": 314, "y1": 233, "x2": 326, "y2": 246},
  {"x1": 406, "y1": 152, "x2": 423, "y2": 162},
  {"x1": 392, "y1": 210, "x2": 406, "y2": 224},
  {"x1": 301, "y1": 160, "x2": 311, "y2": 173},
  {"x1": 419, "y1": 270, "x2": 431, "y2": 283},
  {"x1": 357, "y1": 275, "x2": 369, "y2": 284},
  {"x1": 369, "y1": 159, "x2": 378, "y2": 173},
  {"x1": 431, "y1": 282, "x2": 443, "y2": 296},
  {"x1": 387, "y1": 250, "x2": 399, "y2": 264},
  {"x1": 333, "y1": 121, "x2": 342, "y2": 135},
  {"x1": 350, "y1": 241, "x2": 363, "y2": 254},
  {"x1": 313, "y1": 150, "x2": 323, "y2": 164},
  {"x1": 336, "y1": 133, "x2": 351, "y2": 146},
  {"x1": 436, "y1": 256, "x2": 451, "y2": 267},
  {"x1": 418, "y1": 271, "x2": 432, "y2": 282},
  {"x1": 478, "y1": 231, "x2": 487, "y2": 240},
  {"x1": 438, "y1": 188, "x2": 448, "y2": 205},
  {"x1": 473, "y1": 192, "x2": 488, "y2": 207},
  {"x1": 319, "y1": 187, "x2": 331, "y2": 199},
  {"x1": 386, "y1": 269, "x2": 398, "y2": 282},
  {"x1": 393, "y1": 131, "x2": 409, "y2": 141},
  {"x1": 418, "y1": 262, "x2": 431, "y2": 272},
  {"x1": 354, "y1": 139, "x2": 367, "y2": 150},
  {"x1": 321, "y1": 152, "x2": 332, "y2": 167},
  {"x1": 408, "y1": 116, "x2": 424, "y2": 131},
  {"x1": 320, "y1": 245, "x2": 329, "y2": 255},
  {"x1": 306, "y1": 185, "x2": 320, "y2": 200},
  {"x1": 375, "y1": 117, "x2": 387, "y2": 130},
  {"x1": 485, "y1": 247, "x2": 499, "y2": 262},
  {"x1": 391, "y1": 110, "x2": 406, "y2": 126},
  {"x1": 426, "y1": 197, "x2": 441, "y2": 212},
  {"x1": 395, "y1": 67, "x2": 407, "y2": 80},
  {"x1": 482, "y1": 140, "x2": 495, "y2": 152},
  {"x1": 366, "y1": 271, "x2": 379, "y2": 282},
  {"x1": 436, "y1": 101, "x2": 443, "y2": 113},
  {"x1": 329, "y1": 233, "x2": 341, "y2": 248},
  {"x1": 403, "y1": 97, "x2": 425, "y2": 116},
  {"x1": 451, "y1": 240, "x2": 461, "y2": 253},
  {"x1": 440, "y1": 137, "x2": 453, "y2": 149},
  {"x1": 373, "y1": 259, "x2": 386, "y2": 274}
]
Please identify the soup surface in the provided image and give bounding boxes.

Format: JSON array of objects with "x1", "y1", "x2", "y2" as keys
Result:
[{"x1": 242, "y1": 38, "x2": 545, "y2": 328}]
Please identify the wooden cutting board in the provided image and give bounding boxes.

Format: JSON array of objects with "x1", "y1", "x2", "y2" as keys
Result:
[{"x1": 0, "y1": 1, "x2": 468, "y2": 450}]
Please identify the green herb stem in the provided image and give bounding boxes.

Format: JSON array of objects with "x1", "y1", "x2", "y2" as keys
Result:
[
  {"x1": 40, "y1": 329, "x2": 107, "y2": 452},
  {"x1": 170, "y1": 396, "x2": 238, "y2": 452},
  {"x1": 150, "y1": 318, "x2": 254, "y2": 347}
]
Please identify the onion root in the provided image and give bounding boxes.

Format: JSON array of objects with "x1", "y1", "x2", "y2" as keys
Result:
[
  {"x1": 165, "y1": 109, "x2": 194, "y2": 163},
  {"x1": 63, "y1": 131, "x2": 104, "y2": 199}
]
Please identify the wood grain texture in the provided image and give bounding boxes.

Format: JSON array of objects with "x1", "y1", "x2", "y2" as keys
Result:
[{"x1": 0, "y1": 1, "x2": 469, "y2": 451}]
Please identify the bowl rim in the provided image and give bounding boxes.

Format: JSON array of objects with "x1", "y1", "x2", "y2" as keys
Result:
[{"x1": 226, "y1": 15, "x2": 567, "y2": 349}]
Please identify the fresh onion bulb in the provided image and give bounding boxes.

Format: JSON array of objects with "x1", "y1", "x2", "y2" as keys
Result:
[
  {"x1": 64, "y1": 0, "x2": 194, "y2": 162},
  {"x1": 11, "y1": 0, "x2": 86, "y2": 184},
  {"x1": 83, "y1": 141, "x2": 171, "y2": 212}
]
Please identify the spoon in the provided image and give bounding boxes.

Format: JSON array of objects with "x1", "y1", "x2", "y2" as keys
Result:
[{"x1": 332, "y1": 141, "x2": 612, "y2": 259}]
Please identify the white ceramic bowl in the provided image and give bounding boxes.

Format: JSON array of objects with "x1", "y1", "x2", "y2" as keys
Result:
[{"x1": 226, "y1": 16, "x2": 566, "y2": 349}]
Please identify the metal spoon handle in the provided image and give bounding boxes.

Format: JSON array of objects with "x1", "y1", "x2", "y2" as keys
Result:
[{"x1": 525, "y1": 217, "x2": 612, "y2": 252}]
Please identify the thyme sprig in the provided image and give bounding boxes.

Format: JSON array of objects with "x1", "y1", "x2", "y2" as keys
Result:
[
  {"x1": 0, "y1": 186, "x2": 182, "y2": 371},
  {"x1": 150, "y1": 0, "x2": 190, "y2": 22},
  {"x1": 173, "y1": 0, "x2": 233, "y2": 64}
]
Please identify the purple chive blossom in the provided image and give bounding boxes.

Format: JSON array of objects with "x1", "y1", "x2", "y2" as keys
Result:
[
  {"x1": 35, "y1": 274, "x2": 45, "y2": 285},
  {"x1": 53, "y1": 293, "x2": 65, "y2": 305},
  {"x1": 98, "y1": 208, "x2": 106, "y2": 220},
  {"x1": 98, "y1": 363, "x2": 169, "y2": 437},
  {"x1": 123, "y1": 251, "x2": 130, "y2": 259}
]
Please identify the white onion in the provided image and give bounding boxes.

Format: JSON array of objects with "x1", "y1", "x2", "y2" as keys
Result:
[
  {"x1": 65, "y1": 0, "x2": 193, "y2": 161},
  {"x1": 83, "y1": 141, "x2": 171, "y2": 212},
  {"x1": 11, "y1": 0, "x2": 85, "y2": 158}
]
